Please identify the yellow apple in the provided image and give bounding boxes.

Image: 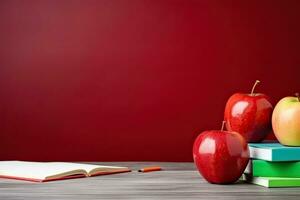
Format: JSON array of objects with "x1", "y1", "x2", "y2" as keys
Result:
[{"x1": 272, "y1": 93, "x2": 300, "y2": 146}]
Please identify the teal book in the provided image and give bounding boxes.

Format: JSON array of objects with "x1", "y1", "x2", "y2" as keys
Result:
[
  {"x1": 249, "y1": 143, "x2": 300, "y2": 161},
  {"x1": 247, "y1": 160, "x2": 300, "y2": 177},
  {"x1": 243, "y1": 174, "x2": 300, "y2": 188}
]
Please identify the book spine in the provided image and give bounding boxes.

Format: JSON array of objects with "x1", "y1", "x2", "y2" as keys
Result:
[
  {"x1": 252, "y1": 160, "x2": 300, "y2": 178},
  {"x1": 269, "y1": 179, "x2": 300, "y2": 187},
  {"x1": 275, "y1": 148, "x2": 300, "y2": 162}
]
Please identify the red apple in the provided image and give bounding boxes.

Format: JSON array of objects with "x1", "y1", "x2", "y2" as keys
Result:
[
  {"x1": 224, "y1": 80, "x2": 273, "y2": 142},
  {"x1": 193, "y1": 122, "x2": 249, "y2": 184},
  {"x1": 272, "y1": 93, "x2": 300, "y2": 146}
]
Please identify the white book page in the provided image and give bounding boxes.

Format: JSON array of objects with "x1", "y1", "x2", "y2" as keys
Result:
[
  {"x1": 62, "y1": 162, "x2": 129, "y2": 175},
  {"x1": 49, "y1": 162, "x2": 127, "y2": 173},
  {"x1": 0, "y1": 161, "x2": 128, "y2": 180},
  {"x1": 249, "y1": 147, "x2": 272, "y2": 161},
  {"x1": 0, "y1": 161, "x2": 87, "y2": 180}
]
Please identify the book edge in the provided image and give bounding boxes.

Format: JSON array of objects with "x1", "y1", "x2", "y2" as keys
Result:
[{"x1": 249, "y1": 146, "x2": 272, "y2": 161}]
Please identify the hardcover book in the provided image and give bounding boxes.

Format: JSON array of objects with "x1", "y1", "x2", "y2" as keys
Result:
[
  {"x1": 247, "y1": 160, "x2": 300, "y2": 178},
  {"x1": 0, "y1": 161, "x2": 130, "y2": 182},
  {"x1": 249, "y1": 143, "x2": 300, "y2": 161},
  {"x1": 243, "y1": 174, "x2": 300, "y2": 188}
]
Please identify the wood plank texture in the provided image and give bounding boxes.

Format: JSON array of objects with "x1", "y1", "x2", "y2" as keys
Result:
[{"x1": 0, "y1": 162, "x2": 300, "y2": 200}]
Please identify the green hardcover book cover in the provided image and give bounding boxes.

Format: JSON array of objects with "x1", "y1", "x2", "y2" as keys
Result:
[
  {"x1": 252, "y1": 160, "x2": 300, "y2": 178},
  {"x1": 244, "y1": 174, "x2": 300, "y2": 188}
]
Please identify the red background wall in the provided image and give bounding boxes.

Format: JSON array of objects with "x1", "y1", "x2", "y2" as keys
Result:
[{"x1": 0, "y1": 0, "x2": 299, "y2": 161}]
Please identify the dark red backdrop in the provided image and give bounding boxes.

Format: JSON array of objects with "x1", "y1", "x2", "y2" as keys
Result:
[{"x1": 0, "y1": 0, "x2": 299, "y2": 161}]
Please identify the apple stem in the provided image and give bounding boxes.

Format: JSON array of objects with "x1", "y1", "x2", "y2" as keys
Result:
[
  {"x1": 251, "y1": 80, "x2": 260, "y2": 96},
  {"x1": 296, "y1": 93, "x2": 300, "y2": 102},
  {"x1": 221, "y1": 121, "x2": 226, "y2": 131}
]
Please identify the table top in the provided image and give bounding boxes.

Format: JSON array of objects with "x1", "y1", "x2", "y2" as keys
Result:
[{"x1": 1, "y1": 162, "x2": 300, "y2": 200}]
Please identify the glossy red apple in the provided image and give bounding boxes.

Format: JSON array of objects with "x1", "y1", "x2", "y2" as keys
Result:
[
  {"x1": 224, "y1": 80, "x2": 273, "y2": 142},
  {"x1": 193, "y1": 122, "x2": 249, "y2": 184}
]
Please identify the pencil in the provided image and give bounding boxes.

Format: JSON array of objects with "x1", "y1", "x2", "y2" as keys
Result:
[{"x1": 138, "y1": 166, "x2": 162, "y2": 173}]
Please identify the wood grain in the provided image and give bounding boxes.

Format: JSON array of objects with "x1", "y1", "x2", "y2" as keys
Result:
[{"x1": 0, "y1": 162, "x2": 299, "y2": 200}]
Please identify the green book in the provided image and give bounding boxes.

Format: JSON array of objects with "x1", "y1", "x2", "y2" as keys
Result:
[
  {"x1": 243, "y1": 174, "x2": 300, "y2": 188},
  {"x1": 250, "y1": 160, "x2": 300, "y2": 177}
]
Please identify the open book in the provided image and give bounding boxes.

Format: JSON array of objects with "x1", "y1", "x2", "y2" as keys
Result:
[{"x1": 0, "y1": 161, "x2": 130, "y2": 182}]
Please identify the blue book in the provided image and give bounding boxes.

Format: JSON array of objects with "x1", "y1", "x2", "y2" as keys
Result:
[{"x1": 249, "y1": 143, "x2": 300, "y2": 162}]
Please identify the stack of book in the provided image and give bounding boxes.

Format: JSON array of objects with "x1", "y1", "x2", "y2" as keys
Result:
[{"x1": 243, "y1": 143, "x2": 300, "y2": 188}]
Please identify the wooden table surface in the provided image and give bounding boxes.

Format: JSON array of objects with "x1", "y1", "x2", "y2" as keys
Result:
[{"x1": 0, "y1": 162, "x2": 300, "y2": 200}]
